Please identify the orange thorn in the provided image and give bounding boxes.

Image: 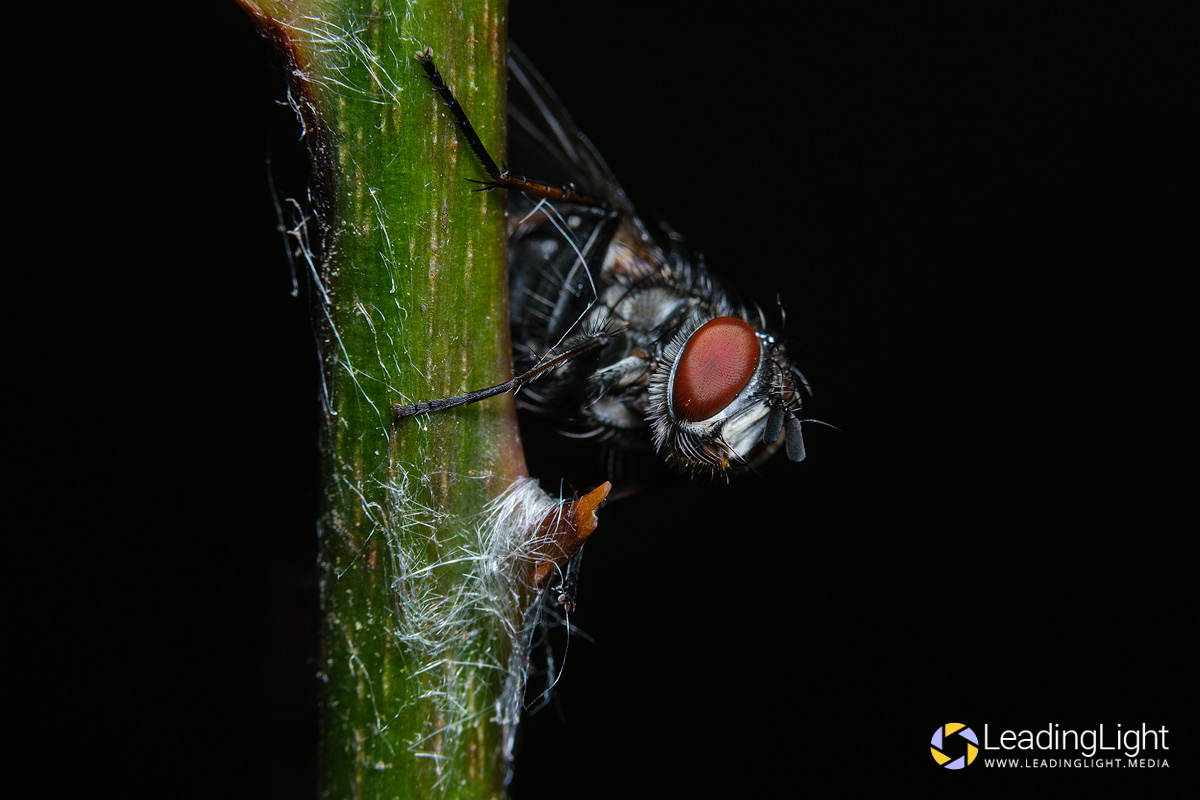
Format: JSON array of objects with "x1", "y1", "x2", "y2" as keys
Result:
[{"x1": 533, "y1": 481, "x2": 612, "y2": 587}]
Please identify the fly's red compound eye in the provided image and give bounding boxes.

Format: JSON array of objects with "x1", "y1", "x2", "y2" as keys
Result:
[{"x1": 671, "y1": 317, "x2": 760, "y2": 422}]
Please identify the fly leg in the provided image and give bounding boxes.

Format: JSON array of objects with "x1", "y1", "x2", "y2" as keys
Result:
[
  {"x1": 399, "y1": 51, "x2": 620, "y2": 423},
  {"x1": 416, "y1": 49, "x2": 611, "y2": 210},
  {"x1": 393, "y1": 327, "x2": 615, "y2": 420}
]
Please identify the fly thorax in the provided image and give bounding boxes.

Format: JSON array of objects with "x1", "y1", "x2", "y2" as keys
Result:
[{"x1": 612, "y1": 286, "x2": 694, "y2": 335}]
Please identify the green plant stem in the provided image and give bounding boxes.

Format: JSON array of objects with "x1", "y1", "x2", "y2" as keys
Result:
[{"x1": 238, "y1": 1, "x2": 521, "y2": 797}]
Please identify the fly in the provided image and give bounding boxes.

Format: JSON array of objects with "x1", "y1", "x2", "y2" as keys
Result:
[{"x1": 394, "y1": 46, "x2": 814, "y2": 478}]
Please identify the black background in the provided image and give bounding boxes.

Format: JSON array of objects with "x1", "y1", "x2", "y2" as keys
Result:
[{"x1": 43, "y1": 3, "x2": 1185, "y2": 797}]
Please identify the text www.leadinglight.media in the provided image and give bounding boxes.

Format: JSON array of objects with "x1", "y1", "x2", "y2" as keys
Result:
[{"x1": 982, "y1": 757, "x2": 1169, "y2": 769}]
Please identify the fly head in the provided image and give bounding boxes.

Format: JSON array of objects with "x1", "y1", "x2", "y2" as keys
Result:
[{"x1": 646, "y1": 313, "x2": 810, "y2": 478}]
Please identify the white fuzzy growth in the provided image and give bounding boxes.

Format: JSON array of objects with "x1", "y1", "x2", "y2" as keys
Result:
[
  {"x1": 270, "y1": 13, "x2": 419, "y2": 106},
  {"x1": 380, "y1": 471, "x2": 570, "y2": 784}
]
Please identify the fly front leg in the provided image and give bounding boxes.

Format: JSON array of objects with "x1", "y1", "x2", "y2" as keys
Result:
[{"x1": 393, "y1": 328, "x2": 616, "y2": 421}]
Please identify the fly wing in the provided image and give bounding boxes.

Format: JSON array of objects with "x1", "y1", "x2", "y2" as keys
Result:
[
  {"x1": 507, "y1": 43, "x2": 639, "y2": 217},
  {"x1": 506, "y1": 43, "x2": 644, "y2": 357}
]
